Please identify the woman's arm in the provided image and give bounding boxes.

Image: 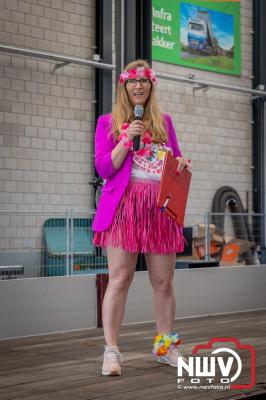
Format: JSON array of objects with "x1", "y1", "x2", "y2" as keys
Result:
[
  {"x1": 95, "y1": 116, "x2": 145, "y2": 178},
  {"x1": 94, "y1": 115, "x2": 118, "y2": 179},
  {"x1": 111, "y1": 141, "x2": 130, "y2": 170},
  {"x1": 111, "y1": 120, "x2": 144, "y2": 170}
]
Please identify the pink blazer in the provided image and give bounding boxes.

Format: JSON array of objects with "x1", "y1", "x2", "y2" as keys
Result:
[{"x1": 92, "y1": 113, "x2": 182, "y2": 232}]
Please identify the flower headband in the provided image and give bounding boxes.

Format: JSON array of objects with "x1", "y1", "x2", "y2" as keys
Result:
[{"x1": 119, "y1": 66, "x2": 158, "y2": 86}]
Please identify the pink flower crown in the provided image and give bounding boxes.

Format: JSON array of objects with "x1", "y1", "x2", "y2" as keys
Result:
[{"x1": 119, "y1": 66, "x2": 158, "y2": 86}]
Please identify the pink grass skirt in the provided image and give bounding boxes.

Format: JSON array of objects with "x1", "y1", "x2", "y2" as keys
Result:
[{"x1": 93, "y1": 179, "x2": 185, "y2": 254}]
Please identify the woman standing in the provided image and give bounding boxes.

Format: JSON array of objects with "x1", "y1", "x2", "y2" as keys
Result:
[{"x1": 92, "y1": 59, "x2": 189, "y2": 376}]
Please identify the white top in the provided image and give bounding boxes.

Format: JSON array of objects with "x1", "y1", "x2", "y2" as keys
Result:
[{"x1": 131, "y1": 143, "x2": 171, "y2": 181}]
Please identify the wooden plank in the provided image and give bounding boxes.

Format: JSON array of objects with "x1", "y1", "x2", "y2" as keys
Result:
[{"x1": 0, "y1": 310, "x2": 265, "y2": 400}]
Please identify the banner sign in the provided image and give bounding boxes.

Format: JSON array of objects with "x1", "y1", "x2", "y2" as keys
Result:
[{"x1": 152, "y1": 0, "x2": 241, "y2": 75}]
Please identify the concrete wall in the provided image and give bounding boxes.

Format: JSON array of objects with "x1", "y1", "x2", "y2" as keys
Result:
[
  {"x1": 1, "y1": 266, "x2": 265, "y2": 339},
  {"x1": 0, "y1": 275, "x2": 97, "y2": 339},
  {"x1": 126, "y1": 266, "x2": 266, "y2": 323}
]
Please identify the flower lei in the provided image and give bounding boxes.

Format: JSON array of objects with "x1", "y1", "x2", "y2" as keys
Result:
[
  {"x1": 119, "y1": 66, "x2": 158, "y2": 86},
  {"x1": 118, "y1": 122, "x2": 154, "y2": 157},
  {"x1": 152, "y1": 332, "x2": 181, "y2": 356}
]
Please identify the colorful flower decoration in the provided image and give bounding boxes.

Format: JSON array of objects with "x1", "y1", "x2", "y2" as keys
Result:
[
  {"x1": 119, "y1": 67, "x2": 158, "y2": 86},
  {"x1": 118, "y1": 123, "x2": 154, "y2": 157},
  {"x1": 117, "y1": 123, "x2": 132, "y2": 148},
  {"x1": 119, "y1": 71, "x2": 130, "y2": 85},
  {"x1": 152, "y1": 332, "x2": 181, "y2": 356}
]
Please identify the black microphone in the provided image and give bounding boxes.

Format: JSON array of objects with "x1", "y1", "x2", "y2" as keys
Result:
[{"x1": 133, "y1": 105, "x2": 144, "y2": 151}]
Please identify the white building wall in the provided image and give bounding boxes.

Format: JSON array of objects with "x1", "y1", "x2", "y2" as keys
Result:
[
  {"x1": 0, "y1": 0, "x2": 96, "y2": 213},
  {"x1": 0, "y1": 0, "x2": 253, "y2": 219}
]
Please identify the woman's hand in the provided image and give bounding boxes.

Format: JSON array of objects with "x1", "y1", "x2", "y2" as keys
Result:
[
  {"x1": 176, "y1": 157, "x2": 191, "y2": 175},
  {"x1": 127, "y1": 120, "x2": 145, "y2": 141}
]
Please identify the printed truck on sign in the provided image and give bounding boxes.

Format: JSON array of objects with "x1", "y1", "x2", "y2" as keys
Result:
[{"x1": 188, "y1": 10, "x2": 217, "y2": 55}]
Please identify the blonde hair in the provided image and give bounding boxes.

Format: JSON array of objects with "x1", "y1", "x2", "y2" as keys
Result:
[{"x1": 111, "y1": 60, "x2": 167, "y2": 143}]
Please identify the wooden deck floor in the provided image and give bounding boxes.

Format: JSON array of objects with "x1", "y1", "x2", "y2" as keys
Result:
[{"x1": 0, "y1": 310, "x2": 265, "y2": 400}]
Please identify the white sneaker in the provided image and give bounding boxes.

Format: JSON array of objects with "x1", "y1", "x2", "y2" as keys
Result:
[
  {"x1": 102, "y1": 345, "x2": 123, "y2": 376},
  {"x1": 156, "y1": 345, "x2": 188, "y2": 367}
]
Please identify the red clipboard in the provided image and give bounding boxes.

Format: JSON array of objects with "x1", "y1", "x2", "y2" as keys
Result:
[{"x1": 157, "y1": 152, "x2": 192, "y2": 225}]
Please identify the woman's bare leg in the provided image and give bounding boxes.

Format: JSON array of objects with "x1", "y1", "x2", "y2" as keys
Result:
[
  {"x1": 102, "y1": 246, "x2": 138, "y2": 346},
  {"x1": 145, "y1": 253, "x2": 176, "y2": 334}
]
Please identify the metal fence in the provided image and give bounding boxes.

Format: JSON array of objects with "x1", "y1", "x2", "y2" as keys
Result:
[
  {"x1": 0, "y1": 210, "x2": 108, "y2": 279},
  {"x1": 0, "y1": 210, "x2": 265, "y2": 280}
]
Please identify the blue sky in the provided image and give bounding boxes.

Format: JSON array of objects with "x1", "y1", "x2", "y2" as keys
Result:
[{"x1": 180, "y1": 2, "x2": 234, "y2": 50}]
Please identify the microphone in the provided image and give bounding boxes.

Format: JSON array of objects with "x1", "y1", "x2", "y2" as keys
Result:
[{"x1": 133, "y1": 105, "x2": 144, "y2": 151}]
